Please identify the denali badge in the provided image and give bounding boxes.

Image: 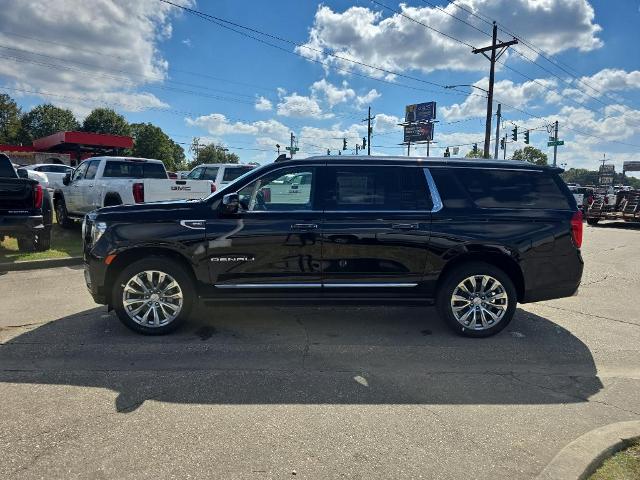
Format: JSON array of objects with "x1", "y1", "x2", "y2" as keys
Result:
[{"x1": 210, "y1": 255, "x2": 255, "y2": 262}]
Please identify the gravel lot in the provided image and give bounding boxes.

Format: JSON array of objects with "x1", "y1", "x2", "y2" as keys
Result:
[{"x1": 1, "y1": 223, "x2": 639, "y2": 479}]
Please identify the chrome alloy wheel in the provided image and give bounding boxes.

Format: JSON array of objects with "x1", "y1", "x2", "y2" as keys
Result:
[
  {"x1": 122, "y1": 270, "x2": 183, "y2": 327},
  {"x1": 450, "y1": 275, "x2": 508, "y2": 330}
]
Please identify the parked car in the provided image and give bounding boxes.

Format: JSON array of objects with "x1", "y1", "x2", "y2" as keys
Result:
[
  {"x1": 53, "y1": 156, "x2": 214, "y2": 227},
  {"x1": 24, "y1": 163, "x2": 74, "y2": 190},
  {"x1": 82, "y1": 156, "x2": 583, "y2": 337},
  {"x1": 185, "y1": 163, "x2": 255, "y2": 191},
  {"x1": 0, "y1": 153, "x2": 53, "y2": 251}
]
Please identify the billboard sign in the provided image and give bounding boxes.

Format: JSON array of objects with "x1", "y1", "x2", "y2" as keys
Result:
[
  {"x1": 599, "y1": 164, "x2": 615, "y2": 173},
  {"x1": 598, "y1": 164, "x2": 615, "y2": 186},
  {"x1": 405, "y1": 102, "x2": 436, "y2": 123},
  {"x1": 404, "y1": 123, "x2": 434, "y2": 143},
  {"x1": 623, "y1": 161, "x2": 640, "y2": 172}
]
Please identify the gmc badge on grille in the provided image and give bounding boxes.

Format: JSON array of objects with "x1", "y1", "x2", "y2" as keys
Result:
[{"x1": 171, "y1": 185, "x2": 191, "y2": 191}]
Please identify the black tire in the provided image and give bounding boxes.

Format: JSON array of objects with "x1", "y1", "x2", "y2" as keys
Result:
[
  {"x1": 55, "y1": 197, "x2": 73, "y2": 228},
  {"x1": 436, "y1": 262, "x2": 517, "y2": 338},
  {"x1": 17, "y1": 235, "x2": 37, "y2": 252},
  {"x1": 586, "y1": 218, "x2": 600, "y2": 226},
  {"x1": 34, "y1": 228, "x2": 51, "y2": 252},
  {"x1": 112, "y1": 257, "x2": 195, "y2": 335}
]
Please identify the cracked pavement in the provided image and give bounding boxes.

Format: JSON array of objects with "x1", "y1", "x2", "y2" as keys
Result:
[{"x1": 1, "y1": 223, "x2": 640, "y2": 479}]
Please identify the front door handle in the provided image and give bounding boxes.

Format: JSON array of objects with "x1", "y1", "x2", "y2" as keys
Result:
[
  {"x1": 392, "y1": 223, "x2": 419, "y2": 230},
  {"x1": 291, "y1": 223, "x2": 318, "y2": 230}
]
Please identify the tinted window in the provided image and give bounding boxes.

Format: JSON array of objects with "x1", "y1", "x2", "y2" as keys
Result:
[
  {"x1": 456, "y1": 168, "x2": 572, "y2": 209},
  {"x1": 238, "y1": 167, "x2": 314, "y2": 211},
  {"x1": 223, "y1": 166, "x2": 254, "y2": 182},
  {"x1": 202, "y1": 167, "x2": 219, "y2": 181},
  {"x1": 325, "y1": 166, "x2": 432, "y2": 211},
  {"x1": 102, "y1": 161, "x2": 167, "y2": 179},
  {"x1": 0, "y1": 156, "x2": 17, "y2": 178}
]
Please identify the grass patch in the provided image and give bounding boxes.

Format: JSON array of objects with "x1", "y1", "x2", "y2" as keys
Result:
[
  {"x1": 0, "y1": 224, "x2": 83, "y2": 263},
  {"x1": 589, "y1": 440, "x2": 640, "y2": 480}
]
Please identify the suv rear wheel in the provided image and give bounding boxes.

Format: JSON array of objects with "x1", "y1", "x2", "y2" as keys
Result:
[
  {"x1": 55, "y1": 198, "x2": 73, "y2": 228},
  {"x1": 112, "y1": 257, "x2": 194, "y2": 335},
  {"x1": 436, "y1": 262, "x2": 517, "y2": 338}
]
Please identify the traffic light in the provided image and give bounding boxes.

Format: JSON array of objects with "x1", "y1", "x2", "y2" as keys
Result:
[
  {"x1": 343, "y1": 138, "x2": 347, "y2": 150},
  {"x1": 500, "y1": 138, "x2": 505, "y2": 150},
  {"x1": 524, "y1": 130, "x2": 530, "y2": 144},
  {"x1": 511, "y1": 126, "x2": 518, "y2": 142},
  {"x1": 444, "y1": 147, "x2": 450, "y2": 158},
  {"x1": 473, "y1": 143, "x2": 478, "y2": 154},
  {"x1": 327, "y1": 149, "x2": 331, "y2": 155},
  {"x1": 362, "y1": 137, "x2": 366, "y2": 149}
]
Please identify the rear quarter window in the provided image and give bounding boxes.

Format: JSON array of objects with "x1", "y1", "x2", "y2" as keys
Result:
[
  {"x1": 223, "y1": 166, "x2": 254, "y2": 182},
  {"x1": 456, "y1": 168, "x2": 573, "y2": 210}
]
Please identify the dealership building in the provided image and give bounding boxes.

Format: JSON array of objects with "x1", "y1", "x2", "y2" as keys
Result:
[{"x1": 0, "y1": 131, "x2": 133, "y2": 167}]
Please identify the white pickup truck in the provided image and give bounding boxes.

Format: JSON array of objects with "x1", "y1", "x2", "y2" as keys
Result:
[{"x1": 53, "y1": 156, "x2": 212, "y2": 226}]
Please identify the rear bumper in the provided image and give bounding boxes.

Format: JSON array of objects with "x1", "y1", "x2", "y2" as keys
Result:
[{"x1": 0, "y1": 215, "x2": 45, "y2": 237}]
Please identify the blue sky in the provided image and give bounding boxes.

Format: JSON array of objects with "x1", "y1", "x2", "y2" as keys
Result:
[{"x1": 1, "y1": 0, "x2": 639, "y2": 177}]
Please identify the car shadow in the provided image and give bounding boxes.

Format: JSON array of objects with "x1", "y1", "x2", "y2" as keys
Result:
[
  {"x1": 590, "y1": 221, "x2": 640, "y2": 230},
  {"x1": 0, "y1": 305, "x2": 603, "y2": 413}
]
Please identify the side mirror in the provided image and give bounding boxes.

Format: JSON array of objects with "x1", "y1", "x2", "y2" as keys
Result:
[
  {"x1": 16, "y1": 168, "x2": 28, "y2": 179},
  {"x1": 62, "y1": 173, "x2": 71, "y2": 186},
  {"x1": 222, "y1": 193, "x2": 240, "y2": 215}
]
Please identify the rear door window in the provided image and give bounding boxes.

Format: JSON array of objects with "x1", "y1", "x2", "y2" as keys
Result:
[
  {"x1": 324, "y1": 166, "x2": 432, "y2": 211},
  {"x1": 455, "y1": 168, "x2": 572, "y2": 209}
]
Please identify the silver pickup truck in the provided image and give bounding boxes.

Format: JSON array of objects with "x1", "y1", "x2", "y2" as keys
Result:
[{"x1": 53, "y1": 156, "x2": 213, "y2": 227}]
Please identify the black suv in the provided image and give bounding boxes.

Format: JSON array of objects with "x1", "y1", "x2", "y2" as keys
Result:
[{"x1": 82, "y1": 157, "x2": 583, "y2": 337}]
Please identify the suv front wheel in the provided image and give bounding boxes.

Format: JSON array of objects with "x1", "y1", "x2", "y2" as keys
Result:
[
  {"x1": 436, "y1": 262, "x2": 517, "y2": 338},
  {"x1": 112, "y1": 258, "x2": 195, "y2": 335}
]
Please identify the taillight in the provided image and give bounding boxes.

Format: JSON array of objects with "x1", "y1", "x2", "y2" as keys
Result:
[
  {"x1": 571, "y1": 211, "x2": 583, "y2": 248},
  {"x1": 33, "y1": 184, "x2": 43, "y2": 209},
  {"x1": 587, "y1": 195, "x2": 594, "y2": 205},
  {"x1": 132, "y1": 182, "x2": 144, "y2": 203},
  {"x1": 210, "y1": 183, "x2": 216, "y2": 194}
]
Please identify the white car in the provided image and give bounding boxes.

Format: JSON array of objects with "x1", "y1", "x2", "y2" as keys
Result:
[
  {"x1": 185, "y1": 163, "x2": 255, "y2": 192},
  {"x1": 53, "y1": 156, "x2": 214, "y2": 226},
  {"x1": 25, "y1": 163, "x2": 74, "y2": 190}
]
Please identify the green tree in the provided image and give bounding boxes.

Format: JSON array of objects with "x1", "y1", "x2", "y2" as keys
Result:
[
  {"x1": 465, "y1": 149, "x2": 484, "y2": 159},
  {"x1": 0, "y1": 93, "x2": 22, "y2": 144},
  {"x1": 130, "y1": 122, "x2": 180, "y2": 170},
  {"x1": 191, "y1": 142, "x2": 239, "y2": 167},
  {"x1": 82, "y1": 108, "x2": 131, "y2": 136},
  {"x1": 19, "y1": 104, "x2": 80, "y2": 143},
  {"x1": 511, "y1": 146, "x2": 548, "y2": 165}
]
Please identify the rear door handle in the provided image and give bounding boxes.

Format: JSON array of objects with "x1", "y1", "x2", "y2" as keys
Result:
[
  {"x1": 392, "y1": 223, "x2": 419, "y2": 230},
  {"x1": 291, "y1": 223, "x2": 318, "y2": 230}
]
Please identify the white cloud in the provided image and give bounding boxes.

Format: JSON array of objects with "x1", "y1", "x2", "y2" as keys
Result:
[
  {"x1": 297, "y1": 1, "x2": 602, "y2": 77},
  {"x1": 311, "y1": 79, "x2": 355, "y2": 107},
  {"x1": 186, "y1": 114, "x2": 290, "y2": 141},
  {"x1": 578, "y1": 68, "x2": 640, "y2": 93},
  {"x1": 356, "y1": 88, "x2": 381, "y2": 107},
  {"x1": 276, "y1": 93, "x2": 327, "y2": 119},
  {"x1": 255, "y1": 96, "x2": 273, "y2": 111},
  {"x1": 0, "y1": 0, "x2": 193, "y2": 116},
  {"x1": 182, "y1": 38, "x2": 192, "y2": 47},
  {"x1": 374, "y1": 113, "x2": 402, "y2": 133},
  {"x1": 441, "y1": 77, "x2": 558, "y2": 120}
]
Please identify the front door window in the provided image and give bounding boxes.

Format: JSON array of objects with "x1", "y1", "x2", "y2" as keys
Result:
[{"x1": 238, "y1": 168, "x2": 314, "y2": 211}]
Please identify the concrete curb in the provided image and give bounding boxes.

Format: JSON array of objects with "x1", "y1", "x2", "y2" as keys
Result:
[
  {"x1": 0, "y1": 256, "x2": 83, "y2": 272},
  {"x1": 537, "y1": 420, "x2": 640, "y2": 480}
]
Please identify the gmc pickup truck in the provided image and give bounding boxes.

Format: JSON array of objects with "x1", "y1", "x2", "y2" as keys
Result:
[
  {"x1": 53, "y1": 156, "x2": 213, "y2": 227},
  {"x1": 0, "y1": 153, "x2": 52, "y2": 251}
]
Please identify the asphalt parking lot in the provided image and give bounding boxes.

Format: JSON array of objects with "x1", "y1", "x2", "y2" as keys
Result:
[{"x1": 1, "y1": 223, "x2": 640, "y2": 479}]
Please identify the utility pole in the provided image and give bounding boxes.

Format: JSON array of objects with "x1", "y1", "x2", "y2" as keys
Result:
[
  {"x1": 407, "y1": 140, "x2": 411, "y2": 157},
  {"x1": 473, "y1": 22, "x2": 518, "y2": 158},
  {"x1": 426, "y1": 140, "x2": 430, "y2": 157},
  {"x1": 503, "y1": 133, "x2": 508, "y2": 160},
  {"x1": 362, "y1": 106, "x2": 374, "y2": 155},
  {"x1": 493, "y1": 104, "x2": 501, "y2": 159},
  {"x1": 552, "y1": 120, "x2": 559, "y2": 167}
]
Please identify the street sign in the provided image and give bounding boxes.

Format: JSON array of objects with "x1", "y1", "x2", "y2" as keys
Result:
[
  {"x1": 403, "y1": 123, "x2": 434, "y2": 143},
  {"x1": 405, "y1": 102, "x2": 436, "y2": 122},
  {"x1": 623, "y1": 161, "x2": 640, "y2": 172},
  {"x1": 285, "y1": 146, "x2": 299, "y2": 152},
  {"x1": 547, "y1": 140, "x2": 564, "y2": 146}
]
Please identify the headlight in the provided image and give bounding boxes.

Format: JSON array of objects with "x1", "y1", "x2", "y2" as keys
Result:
[{"x1": 91, "y1": 222, "x2": 107, "y2": 244}]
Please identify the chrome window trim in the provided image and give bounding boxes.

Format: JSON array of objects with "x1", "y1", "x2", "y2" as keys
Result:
[
  {"x1": 423, "y1": 168, "x2": 443, "y2": 213},
  {"x1": 214, "y1": 283, "x2": 417, "y2": 289},
  {"x1": 215, "y1": 283, "x2": 322, "y2": 289}
]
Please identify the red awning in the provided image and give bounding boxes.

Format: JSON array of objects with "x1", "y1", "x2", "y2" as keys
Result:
[{"x1": 33, "y1": 131, "x2": 133, "y2": 151}]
